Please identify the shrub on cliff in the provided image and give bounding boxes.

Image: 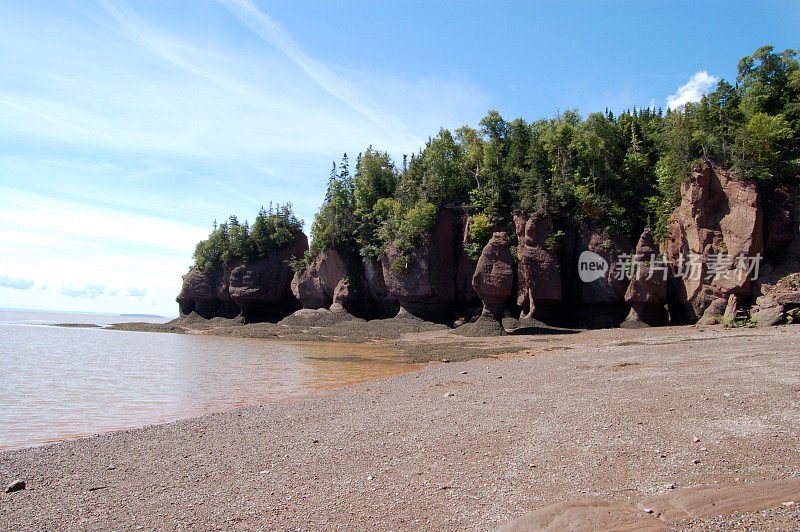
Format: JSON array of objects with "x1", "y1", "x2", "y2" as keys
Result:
[
  {"x1": 193, "y1": 203, "x2": 303, "y2": 273},
  {"x1": 192, "y1": 45, "x2": 799, "y2": 273}
]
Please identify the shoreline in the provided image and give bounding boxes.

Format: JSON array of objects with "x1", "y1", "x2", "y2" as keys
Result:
[
  {"x1": 0, "y1": 337, "x2": 427, "y2": 454},
  {"x1": 106, "y1": 313, "x2": 540, "y2": 364},
  {"x1": 3, "y1": 324, "x2": 800, "y2": 529}
]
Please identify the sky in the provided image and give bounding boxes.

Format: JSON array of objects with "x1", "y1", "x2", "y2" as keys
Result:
[{"x1": 0, "y1": 0, "x2": 798, "y2": 317}]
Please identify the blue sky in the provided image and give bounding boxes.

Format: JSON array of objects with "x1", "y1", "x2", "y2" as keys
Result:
[{"x1": 0, "y1": 0, "x2": 797, "y2": 317}]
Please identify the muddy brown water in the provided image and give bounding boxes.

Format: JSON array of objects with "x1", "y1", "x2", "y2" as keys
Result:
[{"x1": 0, "y1": 310, "x2": 418, "y2": 451}]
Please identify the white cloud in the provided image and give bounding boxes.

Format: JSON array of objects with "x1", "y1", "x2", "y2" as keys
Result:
[
  {"x1": 666, "y1": 70, "x2": 719, "y2": 110},
  {"x1": 109, "y1": 287, "x2": 147, "y2": 297},
  {"x1": 0, "y1": 187, "x2": 208, "y2": 253},
  {"x1": 0, "y1": 276, "x2": 34, "y2": 290},
  {"x1": 60, "y1": 283, "x2": 106, "y2": 299},
  {"x1": 0, "y1": 188, "x2": 201, "y2": 316}
]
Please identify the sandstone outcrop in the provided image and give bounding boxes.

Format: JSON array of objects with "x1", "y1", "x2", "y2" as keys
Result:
[
  {"x1": 471, "y1": 232, "x2": 514, "y2": 319},
  {"x1": 291, "y1": 249, "x2": 348, "y2": 310},
  {"x1": 749, "y1": 272, "x2": 800, "y2": 326},
  {"x1": 622, "y1": 228, "x2": 668, "y2": 327},
  {"x1": 177, "y1": 233, "x2": 307, "y2": 321},
  {"x1": 515, "y1": 213, "x2": 561, "y2": 319},
  {"x1": 176, "y1": 267, "x2": 237, "y2": 319},
  {"x1": 756, "y1": 188, "x2": 800, "y2": 290},
  {"x1": 381, "y1": 209, "x2": 459, "y2": 321},
  {"x1": 662, "y1": 161, "x2": 763, "y2": 321},
  {"x1": 175, "y1": 162, "x2": 799, "y2": 330}
]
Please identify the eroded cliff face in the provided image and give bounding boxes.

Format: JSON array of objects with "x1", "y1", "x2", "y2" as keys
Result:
[
  {"x1": 560, "y1": 228, "x2": 632, "y2": 328},
  {"x1": 177, "y1": 268, "x2": 238, "y2": 319},
  {"x1": 622, "y1": 228, "x2": 668, "y2": 327},
  {"x1": 472, "y1": 232, "x2": 514, "y2": 319},
  {"x1": 177, "y1": 168, "x2": 800, "y2": 329},
  {"x1": 455, "y1": 216, "x2": 480, "y2": 314},
  {"x1": 176, "y1": 232, "x2": 307, "y2": 322},
  {"x1": 291, "y1": 249, "x2": 348, "y2": 310},
  {"x1": 515, "y1": 213, "x2": 561, "y2": 320},
  {"x1": 662, "y1": 161, "x2": 763, "y2": 322},
  {"x1": 380, "y1": 209, "x2": 460, "y2": 321}
]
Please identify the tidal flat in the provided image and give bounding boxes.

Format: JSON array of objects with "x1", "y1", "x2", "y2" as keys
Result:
[{"x1": 2, "y1": 323, "x2": 800, "y2": 530}]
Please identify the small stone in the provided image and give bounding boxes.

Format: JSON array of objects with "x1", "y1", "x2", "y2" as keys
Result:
[
  {"x1": 460, "y1": 371, "x2": 468, "y2": 375},
  {"x1": 666, "y1": 483, "x2": 676, "y2": 490},
  {"x1": 312, "y1": 439, "x2": 319, "y2": 444},
  {"x1": 5, "y1": 480, "x2": 25, "y2": 493},
  {"x1": 441, "y1": 358, "x2": 450, "y2": 363},
  {"x1": 701, "y1": 447, "x2": 707, "y2": 452},
  {"x1": 644, "y1": 508, "x2": 654, "y2": 514},
  {"x1": 781, "y1": 501, "x2": 796, "y2": 507},
  {"x1": 693, "y1": 437, "x2": 701, "y2": 443},
  {"x1": 692, "y1": 459, "x2": 701, "y2": 464},
  {"x1": 366, "y1": 475, "x2": 374, "y2": 481},
  {"x1": 724, "y1": 392, "x2": 731, "y2": 398},
  {"x1": 444, "y1": 392, "x2": 455, "y2": 398},
  {"x1": 106, "y1": 466, "x2": 116, "y2": 471}
]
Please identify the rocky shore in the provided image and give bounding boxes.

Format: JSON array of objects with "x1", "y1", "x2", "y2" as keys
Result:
[
  {"x1": 174, "y1": 162, "x2": 800, "y2": 338},
  {"x1": 2, "y1": 324, "x2": 799, "y2": 530}
]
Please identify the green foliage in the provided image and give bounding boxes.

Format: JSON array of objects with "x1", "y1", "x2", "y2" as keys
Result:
[
  {"x1": 544, "y1": 229, "x2": 565, "y2": 251},
  {"x1": 390, "y1": 255, "x2": 410, "y2": 273},
  {"x1": 297, "y1": 46, "x2": 800, "y2": 260},
  {"x1": 193, "y1": 203, "x2": 303, "y2": 272},
  {"x1": 465, "y1": 213, "x2": 493, "y2": 260},
  {"x1": 469, "y1": 214, "x2": 493, "y2": 243},
  {"x1": 310, "y1": 155, "x2": 358, "y2": 255},
  {"x1": 353, "y1": 148, "x2": 397, "y2": 240},
  {"x1": 396, "y1": 200, "x2": 437, "y2": 252}
]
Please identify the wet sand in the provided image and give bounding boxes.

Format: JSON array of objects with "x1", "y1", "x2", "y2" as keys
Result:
[{"x1": 2, "y1": 324, "x2": 800, "y2": 530}]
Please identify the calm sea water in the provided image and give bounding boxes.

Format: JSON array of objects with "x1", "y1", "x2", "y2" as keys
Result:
[{"x1": 0, "y1": 310, "x2": 417, "y2": 451}]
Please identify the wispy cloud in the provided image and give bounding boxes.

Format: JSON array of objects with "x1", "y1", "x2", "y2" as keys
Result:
[
  {"x1": 0, "y1": 1, "x2": 487, "y2": 316},
  {"x1": 1, "y1": 1, "x2": 405, "y2": 160},
  {"x1": 0, "y1": 187, "x2": 208, "y2": 253},
  {"x1": 60, "y1": 283, "x2": 106, "y2": 299},
  {"x1": 667, "y1": 71, "x2": 719, "y2": 110},
  {"x1": 216, "y1": 0, "x2": 422, "y2": 149},
  {"x1": 0, "y1": 276, "x2": 34, "y2": 290},
  {"x1": 110, "y1": 287, "x2": 147, "y2": 297}
]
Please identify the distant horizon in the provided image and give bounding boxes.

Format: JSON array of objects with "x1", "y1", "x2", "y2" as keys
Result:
[{"x1": 0, "y1": 307, "x2": 171, "y2": 319}]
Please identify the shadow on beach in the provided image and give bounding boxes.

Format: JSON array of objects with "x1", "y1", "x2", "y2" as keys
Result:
[{"x1": 509, "y1": 326, "x2": 580, "y2": 336}]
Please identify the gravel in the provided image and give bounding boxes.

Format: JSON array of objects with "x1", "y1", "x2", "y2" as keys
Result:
[{"x1": 2, "y1": 324, "x2": 800, "y2": 530}]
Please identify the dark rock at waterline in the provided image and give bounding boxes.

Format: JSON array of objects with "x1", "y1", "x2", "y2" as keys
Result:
[
  {"x1": 278, "y1": 308, "x2": 357, "y2": 328},
  {"x1": 453, "y1": 315, "x2": 507, "y2": 337},
  {"x1": 176, "y1": 233, "x2": 307, "y2": 322}
]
